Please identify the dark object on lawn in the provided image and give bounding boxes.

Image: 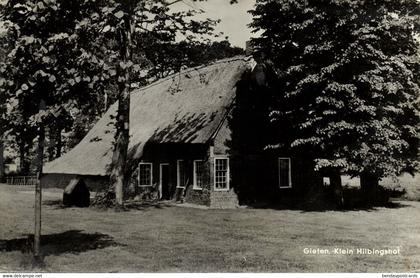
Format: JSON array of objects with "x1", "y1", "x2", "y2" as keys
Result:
[{"x1": 63, "y1": 178, "x2": 90, "y2": 207}]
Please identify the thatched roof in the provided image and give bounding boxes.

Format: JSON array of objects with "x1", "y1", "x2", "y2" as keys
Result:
[{"x1": 44, "y1": 56, "x2": 254, "y2": 176}]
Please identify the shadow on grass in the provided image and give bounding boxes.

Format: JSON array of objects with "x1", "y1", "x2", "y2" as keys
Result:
[
  {"x1": 300, "y1": 201, "x2": 412, "y2": 213},
  {"x1": 246, "y1": 200, "x2": 412, "y2": 213},
  {"x1": 244, "y1": 185, "x2": 413, "y2": 213},
  {"x1": 0, "y1": 230, "x2": 122, "y2": 256}
]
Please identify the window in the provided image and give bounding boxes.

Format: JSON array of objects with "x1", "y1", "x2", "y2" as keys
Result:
[
  {"x1": 177, "y1": 160, "x2": 186, "y2": 188},
  {"x1": 193, "y1": 160, "x2": 205, "y2": 190},
  {"x1": 214, "y1": 157, "x2": 229, "y2": 191},
  {"x1": 139, "y1": 162, "x2": 153, "y2": 186},
  {"x1": 278, "y1": 158, "x2": 292, "y2": 188}
]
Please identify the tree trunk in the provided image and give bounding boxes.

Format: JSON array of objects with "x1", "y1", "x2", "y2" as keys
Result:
[
  {"x1": 0, "y1": 137, "x2": 4, "y2": 183},
  {"x1": 109, "y1": 6, "x2": 133, "y2": 208},
  {"x1": 47, "y1": 127, "x2": 56, "y2": 161},
  {"x1": 47, "y1": 126, "x2": 62, "y2": 160},
  {"x1": 360, "y1": 171, "x2": 379, "y2": 204},
  {"x1": 330, "y1": 171, "x2": 343, "y2": 208},
  {"x1": 19, "y1": 143, "x2": 30, "y2": 175},
  {"x1": 55, "y1": 127, "x2": 62, "y2": 159},
  {"x1": 33, "y1": 99, "x2": 46, "y2": 266}
]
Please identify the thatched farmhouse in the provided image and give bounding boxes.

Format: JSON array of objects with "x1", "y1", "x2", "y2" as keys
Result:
[{"x1": 42, "y1": 56, "x2": 320, "y2": 208}]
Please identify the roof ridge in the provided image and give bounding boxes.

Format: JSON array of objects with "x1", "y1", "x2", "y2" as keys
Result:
[{"x1": 132, "y1": 55, "x2": 253, "y2": 94}]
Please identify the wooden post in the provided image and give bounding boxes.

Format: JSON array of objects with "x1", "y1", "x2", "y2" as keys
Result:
[
  {"x1": 0, "y1": 137, "x2": 4, "y2": 183},
  {"x1": 34, "y1": 99, "x2": 46, "y2": 265}
]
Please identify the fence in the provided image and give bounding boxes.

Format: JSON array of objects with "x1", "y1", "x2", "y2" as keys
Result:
[{"x1": 6, "y1": 176, "x2": 37, "y2": 186}]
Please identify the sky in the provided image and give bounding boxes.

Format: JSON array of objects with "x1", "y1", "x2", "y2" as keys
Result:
[{"x1": 172, "y1": 0, "x2": 257, "y2": 48}]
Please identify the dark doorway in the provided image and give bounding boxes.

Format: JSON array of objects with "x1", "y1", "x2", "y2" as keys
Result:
[{"x1": 160, "y1": 163, "x2": 171, "y2": 200}]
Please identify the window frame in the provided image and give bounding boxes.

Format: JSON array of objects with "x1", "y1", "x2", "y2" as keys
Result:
[
  {"x1": 176, "y1": 160, "x2": 186, "y2": 189},
  {"x1": 278, "y1": 157, "x2": 292, "y2": 189},
  {"x1": 138, "y1": 162, "x2": 153, "y2": 187},
  {"x1": 214, "y1": 156, "x2": 230, "y2": 191},
  {"x1": 193, "y1": 160, "x2": 204, "y2": 190}
]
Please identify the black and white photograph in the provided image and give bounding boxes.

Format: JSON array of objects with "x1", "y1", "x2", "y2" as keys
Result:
[{"x1": 0, "y1": 0, "x2": 419, "y2": 276}]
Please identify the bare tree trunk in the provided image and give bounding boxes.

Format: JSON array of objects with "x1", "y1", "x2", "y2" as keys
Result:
[
  {"x1": 19, "y1": 143, "x2": 30, "y2": 175},
  {"x1": 109, "y1": 5, "x2": 133, "y2": 208},
  {"x1": 110, "y1": 97, "x2": 130, "y2": 207},
  {"x1": 330, "y1": 171, "x2": 343, "y2": 208},
  {"x1": 360, "y1": 171, "x2": 379, "y2": 204},
  {"x1": 47, "y1": 127, "x2": 56, "y2": 161},
  {"x1": 33, "y1": 99, "x2": 46, "y2": 266},
  {"x1": 0, "y1": 137, "x2": 4, "y2": 183},
  {"x1": 47, "y1": 125, "x2": 62, "y2": 160},
  {"x1": 55, "y1": 127, "x2": 62, "y2": 159}
]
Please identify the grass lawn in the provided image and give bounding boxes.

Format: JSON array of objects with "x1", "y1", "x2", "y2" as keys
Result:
[{"x1": 0, "y1": 184, "x2": 419, "y2": 273}]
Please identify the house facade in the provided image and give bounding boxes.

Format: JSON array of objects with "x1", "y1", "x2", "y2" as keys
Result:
[{"x1": 42, "y1": 56, "x2": 320, "y2": 208}]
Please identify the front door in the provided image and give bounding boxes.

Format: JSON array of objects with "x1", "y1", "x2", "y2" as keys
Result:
[{"x1": 160, "y1": 163, "x2": 170, "y2": 200}]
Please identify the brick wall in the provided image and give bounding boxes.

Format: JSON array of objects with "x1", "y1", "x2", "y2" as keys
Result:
[
  {"x1": 210, "y1": 189, "x2": 239, "y2": 209},
  {"x1": 185, "y1": 187, "x2": 211, "y2": 206}
]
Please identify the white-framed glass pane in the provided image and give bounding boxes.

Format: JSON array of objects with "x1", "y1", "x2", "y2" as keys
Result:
[
  {"x1": 215, "y1": 158, "x2": 229, "y2": 190},
  {"x1": 139, "y1": 163, "x2": 152, "y2": 186}
]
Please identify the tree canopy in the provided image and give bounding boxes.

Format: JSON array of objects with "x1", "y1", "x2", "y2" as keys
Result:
[
  {"x1": 250, "y1": 0, "x2": 420, "y2": 180},
  {"x1": 0, "y1": 0, "x2": 101, "y2": 172},
  {"x1": 0, "y1": 0, "x2": 241, "y2": 174}
]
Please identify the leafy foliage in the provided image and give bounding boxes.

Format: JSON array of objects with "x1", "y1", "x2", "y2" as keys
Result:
[
  {"x1": 0, "y1": 0, "x2": 241, "y2": 172},
  {"x1": 144, "y1": 39, "x2": 244, "y2": 80},
  {"x1": 0, "y1": 0, "x2": 105, "y2": 171},
  {"x1": 250, "y1": 0, "x2": 420, "y2": 178}
]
